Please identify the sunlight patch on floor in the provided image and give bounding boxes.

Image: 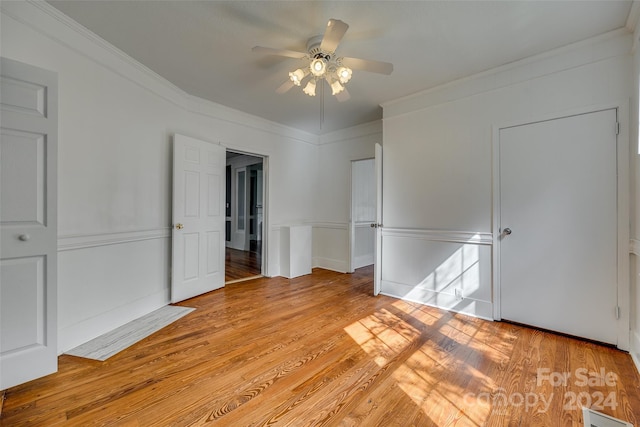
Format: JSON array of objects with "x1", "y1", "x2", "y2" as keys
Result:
[{"x1": 344, "y1": 300, "x2": 505, "y2": 425}]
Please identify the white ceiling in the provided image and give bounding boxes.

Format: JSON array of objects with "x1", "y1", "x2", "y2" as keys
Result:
[{"x1": 48, "y1": 1, "x2": 633, "y2": 135}]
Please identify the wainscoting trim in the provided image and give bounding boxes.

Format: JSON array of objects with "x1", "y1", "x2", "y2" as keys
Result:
[
  {"x1": 312, "y1": 257, "x2": 348, "y2": 273},
  {"x1": 380, "y1": 279, "x2": 493, "y2": 321},
  {"x1": 382, "y1": 228, "x2": 493, "y2": 245},
  {"x1": 58, "y1": 228, "x2": 171, "y2": 252},
  {"x1": 313, "y1": 222, "x2": 349, "y2": 230}
]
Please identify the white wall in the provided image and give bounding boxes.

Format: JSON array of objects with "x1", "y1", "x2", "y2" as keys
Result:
[
  {"x1": 382, "y1": 29, "x2": 632, "y2": 321},
  {"x1": 1, "y1": 2, "x2": 318, "y2": 353},
  {"x1": 312, "y1": 122, "x2": 381, "y2": 273}
]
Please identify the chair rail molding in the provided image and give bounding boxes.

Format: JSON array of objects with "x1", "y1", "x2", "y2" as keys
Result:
[
  {"x1": 58, "y1": 228, "x2": 171, "y2": 252},
  {"x1": 381, "y1": 228, "x2": 493, "y2": 245}
]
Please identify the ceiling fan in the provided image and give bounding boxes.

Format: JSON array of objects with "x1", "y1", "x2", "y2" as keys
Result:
[{"x1": 252, "y1": 19, "x2": 393, "y2": 102}]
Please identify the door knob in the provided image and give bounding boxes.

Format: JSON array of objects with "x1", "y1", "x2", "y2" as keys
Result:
[
  {"x1": 175, "y1": 223, "x2": 184, "y2": 230},
  {"x1": 18, "y1": 234, "x2": 30, "y2": 241},
  {"x1": 503, "y1": 228, "x2": 512, "y2": 236}
]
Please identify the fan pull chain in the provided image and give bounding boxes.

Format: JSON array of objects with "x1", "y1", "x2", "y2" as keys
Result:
[{"x1": 320, "y1": 79, "x2": 325, "y2": 130}]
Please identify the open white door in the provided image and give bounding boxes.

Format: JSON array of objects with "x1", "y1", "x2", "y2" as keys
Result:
[
  {"x1": 1, "y1": 58, "x2": 58, "y2": 389},
  {"x1": 373, "y1": 143, "x2": 383, "y2": 296},
  {"x1": 172, "y1": 134, "x2": 225, "y2": 303}
]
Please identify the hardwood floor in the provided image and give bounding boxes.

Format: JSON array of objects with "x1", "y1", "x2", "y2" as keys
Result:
[
  {"x1": 2, "y1": 266, "x2": 640, "y2": 426},
  {"x1": 225, "y1": 247, "x2": 261, "y2": 283}
]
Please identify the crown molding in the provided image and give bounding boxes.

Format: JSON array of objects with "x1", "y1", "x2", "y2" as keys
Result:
[
  {"x1": 627, "y1": 1, "x2": 640, "y2": 32},
  {"x1": 2, "y1": 1, "x2": 318, "y2": 145},
  {"x1": 318, "y1": 120, "x2": 382, "y2": 145},
  {"x1": 382, "y1": 28, "x2": 632, "y2": 118}
]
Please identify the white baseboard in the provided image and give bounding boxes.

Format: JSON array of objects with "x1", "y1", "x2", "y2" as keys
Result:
[
  {"x1": 381, "y1": 279, "x2": 494, "y2": 321},
  {"x1": 353, "y1": 253, "x2": 374, "y2": 270},
  {"x1": 313, "y1": 257, "x2": 348, "y2": 273},
  {"x1": 631, "y1": 330, "x2": 640, "y2": 375},
  {"x1": 59, "y1": 290, "x2": 169, "y2": 354}
]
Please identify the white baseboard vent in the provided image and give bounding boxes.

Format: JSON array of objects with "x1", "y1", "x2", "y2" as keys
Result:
[{"x1": 583, "y1": 408, "x2": 633, "y2": 427}]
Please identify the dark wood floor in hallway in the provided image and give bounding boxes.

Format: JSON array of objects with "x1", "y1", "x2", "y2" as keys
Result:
[
  {"x1": 2, "y1": 266, "x2": 640, "y2": 426},
  {"x1": 225, "y1": 247, "x2": 261, "y2": 283}
]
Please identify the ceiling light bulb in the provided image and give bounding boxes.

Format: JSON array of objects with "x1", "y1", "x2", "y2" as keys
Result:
[
  {"x1": 289, "y1": 68, "x2": 306, "y2": 86},
  {"x1": 337, "y1": 66, "x2": 352, "y2": 84},
  {"x1": 310, "y1": 58, "x2": 326, "y2": 76},
  {"x1": 303, "y1": 80, "x2": 316, "y2": 96},
  {"x1": 330, "y1": 80, "x2": 344, "y2": 95}
]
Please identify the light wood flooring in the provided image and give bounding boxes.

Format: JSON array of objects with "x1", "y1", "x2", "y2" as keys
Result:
[{"x1": 2, "y1": 266, "x2": 640, "y2": 426}]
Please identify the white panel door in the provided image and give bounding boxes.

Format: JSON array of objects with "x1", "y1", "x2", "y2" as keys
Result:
[
  {"x1": 0, "y1": 58, "x2": 58, "y2": 389},
  {"x1": 374, "y1": 143, "x2": 383, "y2": 296},
  {"x1": 172, "y1": 134, "x2": 225, "y2": 303},
  {"x1": 499, "y1": 109, "x2": 618, "y2": 344}
]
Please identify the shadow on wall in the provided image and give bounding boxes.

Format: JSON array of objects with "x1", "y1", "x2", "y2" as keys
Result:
[
  {"x1": 381, "y1": 234, "x2": 491, "y2": 318},
  {"x1": 406, "y1": 243, "x2": 481, "y2": 313}
]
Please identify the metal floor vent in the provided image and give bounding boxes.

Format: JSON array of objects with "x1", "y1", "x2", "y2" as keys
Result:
[{"x1": 583, "y1": 408, "x2": 633, "y2": 427}]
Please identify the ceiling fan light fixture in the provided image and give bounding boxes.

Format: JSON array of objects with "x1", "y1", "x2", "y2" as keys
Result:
[
  {"x1": 289, "y1": 68, "x2": 307, "y2": 86},
  {"x1": 303, "y1": 79, "x2": 317, "y2": 96},
  {"x1": 337, "y1": 66, "x2": 352, "y2": 84},
  {"x1": 310, "y1": 58, "x2": 327, "y2": 76},
  {"x1": 330, "y1": 79, "x2": 345, "y2": 95}
]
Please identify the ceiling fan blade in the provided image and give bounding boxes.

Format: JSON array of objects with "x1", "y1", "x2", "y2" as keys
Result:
[
  {"x1": 335, "y1": 88, "x2": 350, "y2": 102},
  {"x1": 320, "y1": 19, "x2": 349, "y2": 53},
  {"x1": 252, "y1": 46, "x2": 307, "y2": 59},
  {"x1": 276, "y1": 80, "x2": 295, "y2": 94},
  {"x1": 341, "y1": 57, "x2": 394, "y2": 75}
]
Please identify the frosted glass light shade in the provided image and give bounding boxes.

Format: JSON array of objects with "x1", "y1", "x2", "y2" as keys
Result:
[
  {"x1": 289, "y1": 68, "x2": 306, "y2": 86},
  {"x1": 303, "y1": 80, "x2": 317, "y2": 96}
]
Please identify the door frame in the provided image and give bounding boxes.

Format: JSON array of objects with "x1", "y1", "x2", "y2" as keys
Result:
[
  {"x1": 226, "y1": 148, "x2": 270, "y2": 277},
  {"x1": 491, "y1": 101, "x2": 630, "y2": 350}
]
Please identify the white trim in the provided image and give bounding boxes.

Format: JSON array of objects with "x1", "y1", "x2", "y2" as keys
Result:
[
  {"x1": 318, "y1": 121, "x2": 382, "y2": 145},
  {"x1": 615, "y1": 101, "x2": 631, "y2": 352},
  {"x1": 380, "y1": 280, "x2": 493, "y2": 321},
  {"x1": 631, "y1": 330, "x2": 640, "y2": 375},
  {"x1": 58, "y1": 228, "x2": 171, "y2": 252},
  {"x1": 353, "y1": 254, "x2": 374, "y2": 269},
  {"x1": 492, "y1": 102, "x2": 630, "y2": 351},
  {"x1": 382, "y1": 29, "x2": 631, "y2": 119},
  {"x1": 312, "y1": 257, "x2": 348, "y2": 273},
  {"x1": 1, "y1": 1, "x2": 319, "y2": 145},
  {"x1": 313, "y1": 222, "x2": 349, "y2": 230},
  {"x1": 627, "y1": 1, "x2": 640, "y2": 33},
  {"x1": 381, "y1": 228, "x2": 493, "y2": 245},
  {"x1": 630, "y1": 239, "x2": 640, "y2": 255}
]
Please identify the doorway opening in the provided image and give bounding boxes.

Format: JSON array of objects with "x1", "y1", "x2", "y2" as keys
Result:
[
  {"x1": 225, "y1": 151, "x2": 265, "y2": 283},
  {"x1": 349, "y1": 158, "x2": 376, "y2": 273}
]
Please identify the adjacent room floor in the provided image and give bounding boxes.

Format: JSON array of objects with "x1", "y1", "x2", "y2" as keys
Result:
[
  {"x1": 225, "y1": 246, "x2": 261, "y2": 283},
  {"x1": 2, "y1": 266, "x2": 639, "y2": 426}
]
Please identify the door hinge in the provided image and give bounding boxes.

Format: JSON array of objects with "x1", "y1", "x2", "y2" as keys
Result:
[
  {"x1": 615, "y1": 122, "x2": 620, "y2": 135},
  {"x1": 616, "y1": 306, "x2": 621, "y2": 319}
]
